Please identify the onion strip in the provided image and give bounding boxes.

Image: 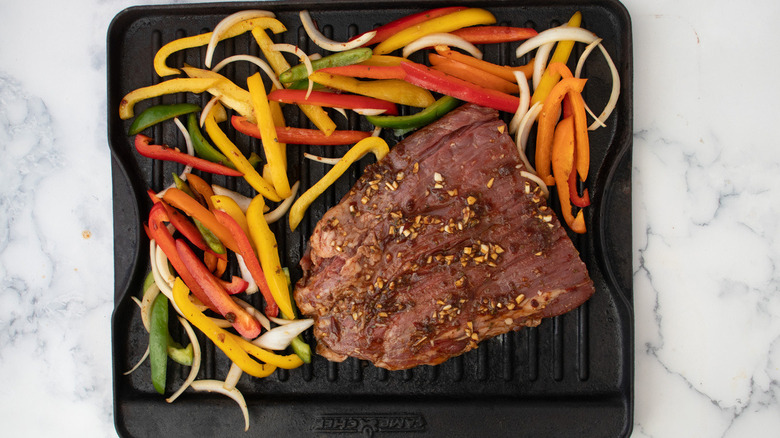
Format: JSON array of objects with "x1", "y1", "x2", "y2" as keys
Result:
[
  {"x1": 123, "y1": 345, "x2": 150, "y2": 375},
  {"x1": 264, "y1": 181, "x2": 300, "y2": 224},
  {"x1": 520, "y1": 170, "x2": 550, "y2": 199},
  {"x1": 234, "y1": 297, "x2": 271, "y2": 331},
  {"x1": 165, "y1": 317, "x2": 202, "y2": 403},
  {"x1": 575, "y1": 40, "x2": 620, "y2": 130},
  {"x1": 403, "y1": 33, "x2": 482, "y2": 59},
  {"x1": 211, "y1": 184, "x2": 253, "y2": 212},
  {"x1": 236, "y1": 254, "x2": 259, "y2": 295},
  {"x1": 205, "y1": 10, "x2": 276, "y2": 68},
  {"x1": 270, "y1": 43, "x2": 314, "y2": 98},
  {"x1": 223, "y1": 363, "x2": 243, "y2": 391},
  {"x1": 509, "y1": 70, "x2": 531, "y2": 134},
  {"x1": 515, "y1": 27, "x2": 599, "y2": 58},
  {"x1": 304, "y1": 152, "x2": 342, "y2": 166},
  {"x1": 190, "y1": 380, "x2": 250, "y2": 432},
  {"x1": 351, "y1": 108, "x2": 387, "y2": 116},
  {"x1": 514, "y1": 101, "x2": 543, "y2": 173},
  {"x1": 252, "y1": 319, "x2": 314, "y2": 351},
  {"x1": 299, "y1": 10, "x2": 376, "y2": 52},
  {"x1": 531, "y1": 41, "x2": 554, "y2": 90},
  {"x1": 199, "y1": 96, "x2": 222, "y2": 128},
  {"x1": 211, "y1": 55, "x2": 284, "y2": 91}
]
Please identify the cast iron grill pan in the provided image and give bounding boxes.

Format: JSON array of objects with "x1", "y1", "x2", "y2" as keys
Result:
[{"x1": 108, "y1": 1, "x2": 633, "y2": 436}]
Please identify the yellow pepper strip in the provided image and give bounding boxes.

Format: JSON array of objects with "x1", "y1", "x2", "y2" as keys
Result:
[
  {"x1": 308, "y1": 72, "x2": 435, "y2": 108},
  {"x1": 246, "y1": 195, "x2": 295, "y2": 319},
  {"x1": 531, "y1": 11, "x2": 582, "y2": 105},
  {"x1": 268, "y1": 96, "x2": 287, "y2": 166},
  {"x1": 204, "y1": 113, "x2": 282, "y2": 202},
  {"x1": 359, "y1": 55, "x2": 407, "y2": 67},
  {"x1": 228, "y1": 333, "x2": 304, "y2": 369},
  {"x1": 289, "y1": 137, "x2": 389, "y2": 231},
  {"x1": 154, "y1": 17, "x2": 287, "y2": 77},
  {"x1": 181, "y1": 66, "x2": 256, "y2": 123},
  {"x1": 211, "y1": 195, "x2": 251, "y2": 239},
  {"x1": 119, "y1": 78, "x2": 219, "y2": 120},
  {"x1": 171, "y1": 278, "x2": 277, "y2": 378},
  {"x1": 247, "y1": 73, "x2": 291, "y2": 199},
  {"x1": 251, "y1": 27, "x2": 336, "y2": 136},
  {"x1": 373, "y1": 8, "x2": 496, "y2": 55}
]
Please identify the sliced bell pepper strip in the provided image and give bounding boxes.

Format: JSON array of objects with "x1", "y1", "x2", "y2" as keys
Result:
[
  {"x1": 451, "y1": 26, "x2": 538, "y2": 44},
  {"x1": 551, "y1": 116, "x2": 586, "y2": 233},
  {"x1": 154, "y1": 17, "x2": 286, "y2": 77},
  {"x1": 268, "y1": 96, "x2": 287, "y2": 167},
  {"x1": 157, "y1": 198, "x2": 225, "y2": 260},
  {"x1": 251, "y1": 27, "x2": 336, "y2": 136},
  {"x1": 373, "y1": 8, "x2": 496, "y2": 55},
  {"x1": 134, "y1": 135, "x2": 243, "y2": 177},
  {"x1": 246, "y1": 195, "x2": 295, "y2": 319},
  {"x1": 213, "y1": 209, "x2": 279, "y2": 317},
  {"x1": 247, "y1": 73, "x2": 292, "y2": 199},
  {"x1": 536, "y1": 77, "x2": 587, "y2": 185},
  {"x1": 149, "y1": 292, "x2": 169, "y2": 394},
  {"x1": 162, "y1": 187, "x2": 240, "y2": 253},
  {"x1": 186, "y1": 113, "x2": 235, "y2": 170},
  {"x1": 289, "y1": 137, "x2": 389, "y2": 231},
  {"x1": 569, "y1": 165, "x2": 591, "y2": 208},
  {"x1": 171, "y1": 278, "x2": 278, "y2": 378},
  {"x1": 128, "y1": 103, "x2": 200, "y2": 136},
  {"x1": 279, "y1": 47, "x2": 373, "y2": 83},
  {"x1": 146, "y1": 202, "x2": 216, "y2": 310},
  {"x1": 119, "y1": 78, "x2": 219, "y2": 120},
  {"x1": 181, "y1": 66, "x2": 256, "y2": 123},
  {"x1": 184, "y1": 173, "x2": 216, "y2": 210},
  {"x1": 316, "y1": 64, "x2": 406, "y2": 80},
  {"x1": 229, "y1": 334, "x2": 304, "y2": 369},
  {"x1": 267, "y1": 89, "x2": 399, "y2": 115},
  {"x1": 175, "y1": 239, "x2": 262, "y2": 338},
  {"x1": 211, "y1": 195, "x2": 251, "y2": 240},
  {"x1": 350, "y1": 7, "x2": 467, "y2": 46},
  {"x1": 399, "y1": 61, "x2": 519, "y2": 113},
  {"x1": 204, "y1": 113, "x2": 282, "y2": 202},
  {"x1": 359, "y1": 55, "x2": 407, "y2": 67},
  {"x1": 428, "y1": 54, "x2": 518, "y2": 94},
  {"x1": 307, "y1": 71, "x2": 435, "y2": 108},
  {"x1": 192, "y1": 219, "x2": 226, "y2": 255},
  {"x1": 232, "y1": 116, "x2": 371, "y2": 145},
  {"x1": 531, "y1": 11, "x2": 582, "y2": 105},
  {"x1": 434, "y1": 46, "x2": 533, "y2": 83},
  {"x1": 365, "y1": 95, "x2": 459, "y2": 130}
]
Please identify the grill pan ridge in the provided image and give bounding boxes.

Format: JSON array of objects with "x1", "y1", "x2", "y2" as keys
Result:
[{"x1": 108, "y1": 1, "x2": 633, "y2": 436}]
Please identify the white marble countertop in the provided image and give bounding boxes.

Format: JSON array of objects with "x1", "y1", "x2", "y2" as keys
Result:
[{"x1": 2, "y1": 0, "x2": 778, "y2": 436}]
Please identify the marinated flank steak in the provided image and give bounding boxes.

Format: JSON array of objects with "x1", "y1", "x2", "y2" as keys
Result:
[{"x1": 294, "y1": 104, "x2": 594, "y2": 370}]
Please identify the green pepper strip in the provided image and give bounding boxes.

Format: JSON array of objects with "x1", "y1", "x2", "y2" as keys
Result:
[
  {"x1": 150, "y1": 293, "x2": 169, "y2": 395},
  {"x1": 282, "y1": 267, "x2": 312, "y2": 364},
  {"x1": 128, "y1": 103, "x2": 200, "y2": 136},
  {"x1": 186, "y1": 113, "x2": 236, "y2": 170},
  {"x1": 365, "y1": 96, "x2": 460, "y2": 130},
  {"x1": 166, "y1": 336, "x2": 194, "y2": 366},
  {"x1": 279, "y1": 47, "x2": 372, "y2": 83}
]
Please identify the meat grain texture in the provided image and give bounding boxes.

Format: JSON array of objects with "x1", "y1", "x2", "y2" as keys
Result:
[{"x1": 294, "y1": 104, "x2": 594, "y2": 370}]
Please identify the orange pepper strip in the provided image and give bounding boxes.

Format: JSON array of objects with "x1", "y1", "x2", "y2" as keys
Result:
[
  {"x1": 185, "y1": 174, "x2": 216, "y2": 210},
  {"x1": 544, "y1": 62, "x2": 589, "y2": 179},
  {"x1": 551, "y1": 117, "x2": 586, "y2": 233},
  {"x1": 428, "y1": 54, "x2": 518, "y2": 94},
  {"x1": 434, "y1": 45, "x2": 533, "y2": 83},
  {"x1": 162, "y1": 187, "x2": 240, "y2": 253},
  {"x1": 535, "y1": 77, "x2": 587, "y2": 185}
]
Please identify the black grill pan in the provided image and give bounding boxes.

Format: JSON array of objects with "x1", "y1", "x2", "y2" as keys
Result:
[{"x1": 108, "y1": 1, "x2": 633, "y2": 436}]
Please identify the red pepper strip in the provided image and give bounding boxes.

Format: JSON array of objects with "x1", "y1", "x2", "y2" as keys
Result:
[
  {"x1": 146, "y1": 203, "x2": 217, "y2": 309},
  {"x1": 315, "y1": 64, "x2": 406, "y2": 80},
  {"x1": 267, "y1": 89, "x2": 399, "y2": 116},
  {"x1": 428, "y1": 54, "x2": 518, "y2": 95},
  {"x1": 400, "y1": 61, "x2": 519, "y2": 113},
  {"x1": 569, "y1": 165, "x2": 591, "y2": 208},
  {"x1": 146, "y1": 189, "x2": 161, "y2": 204},
  {"x1": 450, "y1": 25, "x2": 538, "y2": 44},
  {"x1": 213, "y1": 209, "x2": 279, "y2": 317},
  {"x1": 175, "y1": 239, "x2": 262, "y2": 338},
  {"x1": 162, "y1": 187, "x2": 240, "y2": 254},
  {"x1": 219, "y1": 276, "x2": 250, "y2": 295},
  {"x1": 536, "y1": 77, "x2": 587, "y2": 186},
  {"x1": 350, "y1": 6, "x2": 467, "y2": 46},
  {"x1": 232, "y1": 116, "x2": 371, "y2": 145},
  {"x1": 134, "y1": 135, "x2": 244, "y2": 177}
]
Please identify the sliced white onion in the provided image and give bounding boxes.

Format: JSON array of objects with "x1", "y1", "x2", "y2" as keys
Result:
[
  {"x1": 234, "y1": 297, "x2": 271, "y2": 331},
  {"x1": 350, "y1": 108, "x2": 387, "y2": 116},
  {"x1": 509, "y1": 70, "x2": 531, "y2": 134},
  {"x1": 265, "y1": 181, "x2": 300, "y2": 224},
  {"x1": 223, "y1": 363, "x2": 243, "y2": 391},
  {"x1": 521, "y1": 170, "x2": 550, "y2": 198},
  {"x1": 173, "y1": 117, "x2": 194, "y2": 180},
  {"x1": 575, "y1": 40, "x2": 620, "y2": 130},
  {"x1": 403, "y1": 34, "x2": 482, "y2": 60},
  {"x1": 166, "y1": 317, "x2": 202, "y2": 403},
  {"x1": 514, "y1": 101, "x2": 543, "y2": 173},
  {"x1": 200, "y1": 96, "x2": 222, "y2": 128},
  {"x1": 236, "y1": 254, "x2": 259, "y2": 295},
  {"x1": 205, "y1": 10, "x2": 276, "y2": 68},
  {"x1": 304, "y1": 152, "x2": 342, "y2": 166},
  {"x1": 252, "y1": 319, "x2": 314, "y2": 351},
  {"x1": 268, "y1": 316, "x2": 298, "y2": 326},
  {"x1": 211, "y1": 54, "x2": 284, "y2": 91},
  {"x1": 532, "y1": 41, "x2": 554, "y2": 90},
  {"x1": 141, "y1": 279, "x2": 162, "y2": 332},
  {"x1": 149, "y1": 240, "x2": 181, "y2": 316},
  {"x1": 332, "y1": 107, "x2": 348, "y2": 120},
  {"x1": 270, "y1": 43, "x2": 314, "y2": 98},
  {"x1": 190, "y1": 380, "x2": 250, "y2": 432},
  {"x1": 123, "y1": 345, "x2": 150, "y2": 375},
  {"x1": 211, "y1": 184, "x2": 253, "y2": 212},
  {"x1": 155, "y1": 243, "x2": 176, "y2": 289},
  {"x1": 308, "y1": 53, "x2": 322, "y2": 61},
  {"x1": 299, "y1": 10, "x2": 376, "y2": 52},
  {"x1": 515, "y1": 27, "x2": 599, "y2": 58},
  {"x1": 371, "y1": 126, "x2": 382, "y2": 137}
]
